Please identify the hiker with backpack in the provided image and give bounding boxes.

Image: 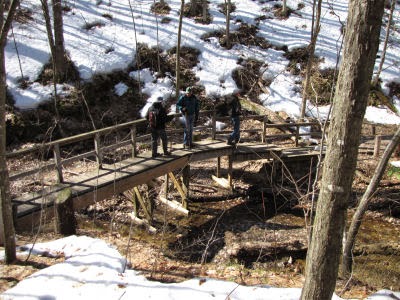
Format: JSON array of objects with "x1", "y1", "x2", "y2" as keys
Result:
[
  {"x1": 226, "y1": 92, "x2": 242, "y2": 145},
  {"x1": 176, "y1": 86, "x2": 200, "y2": 149},
  {"x1": 146, "y1": 97, "x2": 173, "y2": 157}
]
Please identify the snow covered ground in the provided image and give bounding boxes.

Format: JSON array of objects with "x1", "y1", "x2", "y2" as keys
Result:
[
  {"x1": 5, "y1": 0, "x2": 400, "y2": 124},
  {"x1": 1, "y1": 236, "x2": 399, "y2": 300}
]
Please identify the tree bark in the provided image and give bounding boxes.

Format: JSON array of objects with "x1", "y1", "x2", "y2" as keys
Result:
[
  {"x1": 300, "y1": 0, "x2": 385, "y2": 298},
  {"x1": 225, "y1": 0, "x2": 231, "y2": 49},
  {"x1": 202, "y1": 0, "x2": 207, "y2": 23},
  {"x1": 300, "y1": 0, "x2": 322, "y2": 120},
  {"x1": 52, "y1": 0, "x2": 67, "y2": 82},
  {"x1": 41, "y1": 0, "x2": 68, "y2": 83},
  {"x1": 175, "y1": 0, "x2": 185, "y2": 105},
  {"x1": 0, "y1": 0, "x2": 20, "y2": 263},
  {"x1": 342, "y1": 126, "x2": 400, "y2": 275},
  {"x1": 282, "y1": 0, "x2": 287, "y2": 16}
]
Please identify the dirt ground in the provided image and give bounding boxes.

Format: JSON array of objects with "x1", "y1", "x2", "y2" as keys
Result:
[{"x1": 1, "y1": 123, "x2": 400, "y2": 299}]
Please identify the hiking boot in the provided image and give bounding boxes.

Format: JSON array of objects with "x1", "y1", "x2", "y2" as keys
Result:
[
  {"x1": 227, "y1": 140, "x2": 234, "y2": 146},
  {"x1": 163, "y1": 151, "x2": 171, "y2": 156},
  {"x1": 152, "y1": 153, "x2": 160, "y2": 158}
]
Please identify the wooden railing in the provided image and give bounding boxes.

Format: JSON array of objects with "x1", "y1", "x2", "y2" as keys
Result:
[{"x1": 6, "y1": 110, "x2": 323, "y2": 184}]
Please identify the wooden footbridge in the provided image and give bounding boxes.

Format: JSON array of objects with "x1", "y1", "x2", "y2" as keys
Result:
[{"x1": 7, "y1": 109, "x2": 387, "y2": 232}]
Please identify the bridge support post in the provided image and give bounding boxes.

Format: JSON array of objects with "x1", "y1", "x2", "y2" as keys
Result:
[
  {"x1": 216, "y1": 157, "x2": 221, "y2": 177},
  {"x1": 164, "y1": 174, "x2": 169, "y2": 197},
  {"x1": 134, "y1": 187, "x2": 152, "y2": 221},
  {"x1": 182, "y1": 165, "x2": 190, "y2": 208},
  {"x1": 131, "y1": 190, "x2": 139, "y2": 217},
  {"x1": 262, "y1": 116, "x2": 267, "y2": 143},
  {"x1": 169, "y1": 172, "x2": 188, "y2": 209},
  {"x1": 228, "y1": 155, "x2": 233, "y2": 191}
]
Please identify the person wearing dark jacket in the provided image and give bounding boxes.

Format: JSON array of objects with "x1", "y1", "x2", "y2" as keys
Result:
[
  {"x1": 226, "y1": 93, "x2": 241, "y2": 145},
  {"x1": 146, "y1": 97, "x2": 173, "y2": 157},
  {"x1": 176, "y1": 86, "x2": 200, "y2": 149}
]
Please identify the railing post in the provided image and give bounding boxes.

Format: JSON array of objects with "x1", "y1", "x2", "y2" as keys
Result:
[
  {"x1": 371, "y1": 124, "x2": 376, "y2": 136},
  {"x1": 374, "y1": 135, "x2": 382, "y2": 157},
  {"x1": 262, "y1": 115, "x2": 267, "y2": 143},
  {"x1": 131, "y1": 125, "x2": 137, "y2": 158},
  {"x1": 212, "y1": 109, "x2": 216, "y2": 140},
  {"x1": 53, "y1": 143, "x2": 64, "y2": 183},
  {"x1": 94, "y1": 133, "x2": 103, "y2": 168}
]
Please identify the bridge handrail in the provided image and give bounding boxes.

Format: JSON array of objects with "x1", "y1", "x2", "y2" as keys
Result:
[{"x1": 7, "y1": 110, "x2": 323, "y2": 183}]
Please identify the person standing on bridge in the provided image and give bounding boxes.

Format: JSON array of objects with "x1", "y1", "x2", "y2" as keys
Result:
[
  {"x1": 146, "y1": 97, "x2": 173, "y2": 158},
  {"x1": 226, "y1": 92, "x2": 242, "y2": 146},
  {"x1": 177, "y1": 86, "x2": 200, "y2": 149}
]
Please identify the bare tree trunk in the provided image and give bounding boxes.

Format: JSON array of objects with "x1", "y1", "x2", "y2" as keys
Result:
[
  {"x1": 41, "y1": 0, "x2": 68, "y2": 83},
  {"x1": 0, "y1": 0, "x2": 20, "y2": 263},
  {"x1": 189, "y1": 0, "x2": 196, "y2": 16},
  {"x1": 52, "y1": 0, "x2": 67, "y2": 82},
  {"x1": 41, "y1": 0, "x2": 56, "y2": 60},
  {"x1": 202, "y1": 0, "x2": 207, "y2": 23},
  {"x1": 300, "y1": 0, "x2": 385, "y2": 298},
  {"x1": 175, "y1": 0, "x2": 185, "y2": 106},
  {"x1": 282, "y1": 0, "x2": 287, "y2": 16},
  {"x1": 128, "y1": 0, "x2": 143, "y2": 103},
  {"x1": 40, "y1": 0, "x2": 65, "y2": 137},
  {"x1": 225, "y1": 0, "x2": 231, "y2": 49},
  {"x1": 342, "y1": 126, "x2": 400, "y2": 275},
  {"x1": 372, "y1": 0, "x2": 396, "y2": 86},
  {"x1": 300, "y1": 0, "x2": 322, "y2": 120}
]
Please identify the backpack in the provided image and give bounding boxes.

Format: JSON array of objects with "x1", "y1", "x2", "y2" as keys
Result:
[
  {"x1": 148, "y1": 108, "x2": 159, "y2": 128},
  {"x1": 228, "y1": 96, "x2": 241, "y2": 116}
]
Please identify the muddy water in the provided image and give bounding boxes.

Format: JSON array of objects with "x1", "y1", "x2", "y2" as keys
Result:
[
  {"x1": 265, "y1": 210, "x2": 400, "y2": 290},
  {"x1": 164, "y1": 194, "x2": 400, "y2": 291},
  {"x1": 349, "y1": 213, "x2": 400, "y2": 290}
]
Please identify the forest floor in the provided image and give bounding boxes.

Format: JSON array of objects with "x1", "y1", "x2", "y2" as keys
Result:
[{"x1": 1, "y1": 122, "x2": 400, "y2": 299}]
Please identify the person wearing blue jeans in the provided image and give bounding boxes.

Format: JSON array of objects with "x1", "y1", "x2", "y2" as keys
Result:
[
  {"x1": 227, "y1": 93, "x2": 241, "y2": 145},
  {"x1": 177, "y1": 86, "x2": 199, "y2": 149}
]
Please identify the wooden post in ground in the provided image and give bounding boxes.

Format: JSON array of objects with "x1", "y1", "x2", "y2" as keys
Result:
[
  {"x1": 216, "y1": 157, "x2": 221, "y2": 177},
  {"x1": 54, "y1": 188, "x2": 76, "y2": 235},
  {"x1": 133, "y1": 187, "x2": 152, "y2": 221},
  {"x1": 374, "y1": 135, "x2": 382, "y2": 157},
  {"x1": 131, "y1": 125, "x2": 137, "y2": 157},
  {"x1": 94, "y1": 133, "x2": 103, "y2": 168},
  {"x1": 271, "y1": 159, "x2": 278, "y2": 187},
  {"x1": 53, "y1": 143, "x2": 64, "y2": 183},
  {"x1": 182, "y1": 165, "x2": 190, "y2": 208},
  {"x1": 295, "y1": 124, "x2": 300, "y2": 147},
  {"x1": 164, "y1": 174, "x2": 169, "y2": 197},
  {"x1": 262, "y1": 116, "x2": 267, "y2": 143},
  {"x1": 212, "y1": 110, "x2": 216, "y2": 140},
  {"x1": 131, "y1": 189, "x2": 138, "y2": 217},
  {"x1": 146, "y1": 182, "x2": 155, "y2": 218},
  {"x1": 227, "y1": 155, "x2": 233, "y2": 191},
  {"x1": 169, "y1": 172, "x2": 188, "y2": 209}
]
